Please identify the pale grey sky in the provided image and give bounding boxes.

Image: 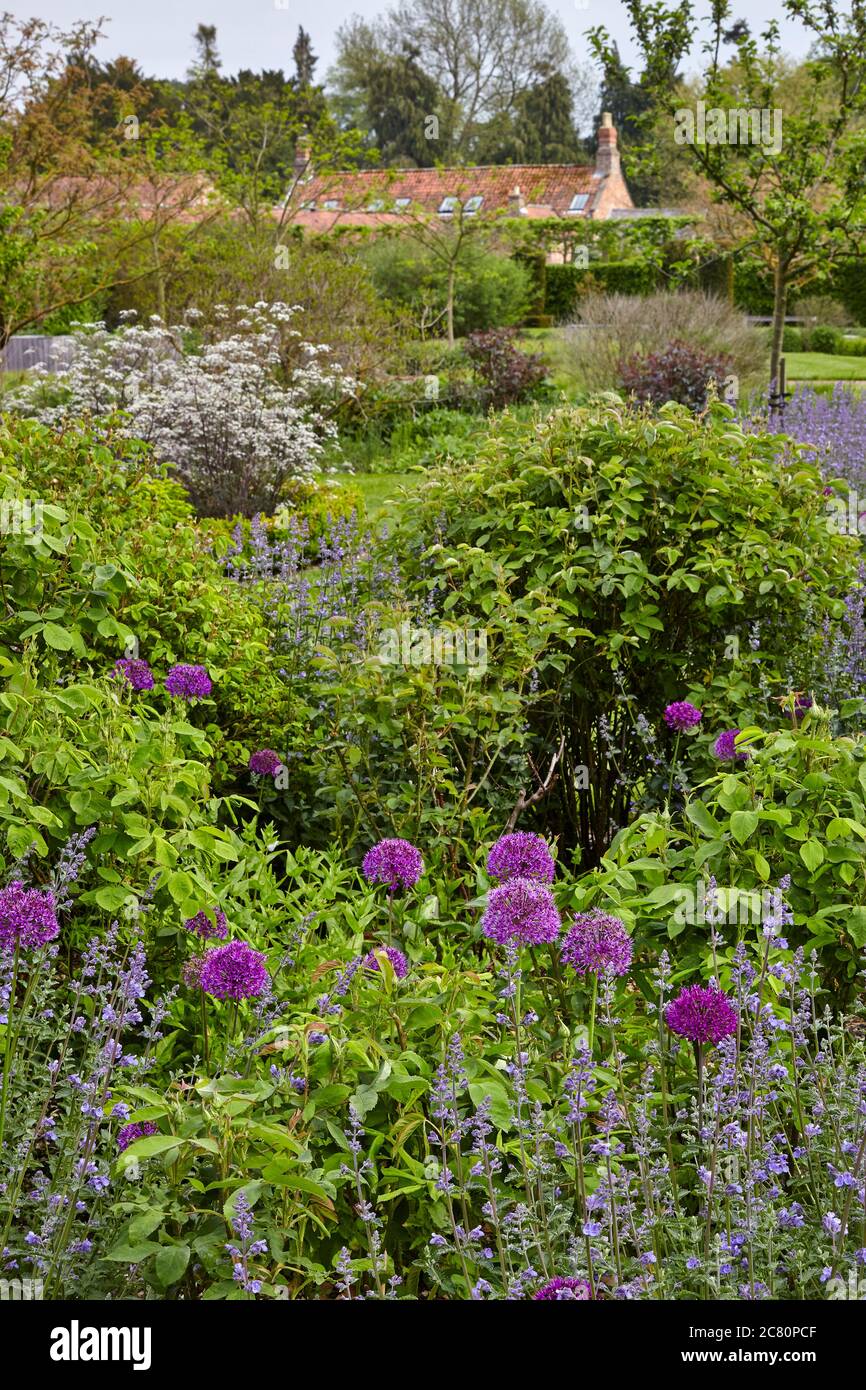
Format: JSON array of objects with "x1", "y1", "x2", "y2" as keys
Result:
[{"x1": 13, "y1": 0, "x2": 820, "y2": 85}]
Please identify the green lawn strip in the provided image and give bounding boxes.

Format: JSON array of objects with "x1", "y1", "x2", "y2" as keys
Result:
[{"x1": 784, "y1": 352, "x2": 866, "y2": 380}]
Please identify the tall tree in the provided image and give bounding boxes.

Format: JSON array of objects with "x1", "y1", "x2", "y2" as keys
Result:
[
  {"x1": 589, "y1": 0, "x2": 866, "y2": 387},
  {"x1": 364, "y1": 48, "x2": 442, "y2": 165},
  {"x1": 189, "y1": 24, "x2": 221, "y2": 80},
  {"x1": 292, "y1": 27, "x2": 318, "y2": 89}
]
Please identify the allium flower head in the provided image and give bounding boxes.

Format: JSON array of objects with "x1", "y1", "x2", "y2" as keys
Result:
[
  {"x1": 561, "y1": 910, "x2": 632, "y2": 977},
  {"x1": 665, "y1": 983, "x2": 737, "y2": 1045},
  {"x1": 363, "y1": 945, "x2": 408, "y2": 979},
  {"x1": 481, "y1": 878, "x2": 561, "y2": 946},
  {"x1": 713, "y1": 728, "x2": 748, "y2": 761},
  {"x1": 487, "y1": 832, "x2": 555, "y2": 884},
  {"x1": 164, "y1": 663, "x2": 212, "y2": 700},
  {"x1": 182, "y1": 954, "x2": 206, "y2": 988},
  {"x1": 664, "y1": 701, "x2": 703, "y2": 732},
  {"x1": 533, "y1": 1276, "x2": 592, "y2": 1300},
  {"x1": 362, "y1": 838, "x2": 424, "y2": 893},
  {"x1": 199, "y1": 941, "x2": 269, "y2": 1001},
  {"x1": 0, "y1": 881, "x2": 60, "y2": 951},
  {"x1": 117, "y1": 1121, "x2": 158, "y2": 1152},
  {"x1": 112, "y1": 657, "x2": 154, "y2": 692},
  {"x1": 184, "y1": 907, "x2": 229, "y2": 940},
  {"x1": 248, "y1": 748, "x2": 282, "y2": 777}
]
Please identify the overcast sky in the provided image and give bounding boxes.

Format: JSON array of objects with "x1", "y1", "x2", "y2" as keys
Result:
[{"x1": 14, "y1": 1, "x2": 820, "y2": 85}]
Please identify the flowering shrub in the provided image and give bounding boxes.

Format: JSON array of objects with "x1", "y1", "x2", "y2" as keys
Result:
[{"x1": 8, "y1": 304, "x2": 351, "y2": 516}]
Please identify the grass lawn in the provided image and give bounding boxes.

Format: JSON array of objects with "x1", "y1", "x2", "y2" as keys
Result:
[
  {"x1": 351, "y1": 471, "x2": 423, "y2": 522},
  {"x1": 784, "y1": 352, "x2": 866, "y2": 381}
]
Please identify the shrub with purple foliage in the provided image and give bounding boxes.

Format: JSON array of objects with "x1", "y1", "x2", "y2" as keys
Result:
[{"x1": 619, "y1": 340, "x2": 734, "y2": 412}]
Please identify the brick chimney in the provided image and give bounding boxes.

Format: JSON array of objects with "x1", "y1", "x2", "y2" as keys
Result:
[
  {"x1": 595, "y1": 112, "x2": 620, "y2": 178},
  {"x1": 508, "y1": 185, "x2": 526, "y2": 215},
  {"x1": 293, "y1": 133, "x2": 313, "y2": 183}
]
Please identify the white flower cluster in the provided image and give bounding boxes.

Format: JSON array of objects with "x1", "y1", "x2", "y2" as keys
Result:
[{"x1": 12, "y1": 302, "x2": 352, "y2": 516}]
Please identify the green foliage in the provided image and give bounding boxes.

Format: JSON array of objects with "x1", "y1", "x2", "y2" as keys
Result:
[
  {"x1": 398, "y1": 399, "x2": 859, "y2": 863},
  {"x1": 545, "y1": 260, "x2": 657, "y2": 320},
  {"x1": 361, "y1": 237, "x2": 532, "y2": 336}
]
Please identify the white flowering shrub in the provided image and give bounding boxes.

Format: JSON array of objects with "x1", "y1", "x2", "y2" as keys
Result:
[{"x1": 10, "y1": 303, "x2": 351, "y2": 516}]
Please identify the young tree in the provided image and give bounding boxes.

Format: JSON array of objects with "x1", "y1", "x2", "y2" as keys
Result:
[{"x1": 589, "y1": 0, "x2": 866, "y2": 386}]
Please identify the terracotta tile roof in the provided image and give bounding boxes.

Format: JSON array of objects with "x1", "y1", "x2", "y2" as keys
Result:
[{"x1": 286, "y1": 163, "x2": 600, "y2": 224}]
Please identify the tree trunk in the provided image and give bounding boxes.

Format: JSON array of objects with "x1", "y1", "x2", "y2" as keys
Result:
[
  {"x1": 446, "y1": 264, "x2": 455, "y2": 347},
  {"x1": 769, "y1": 257, "x2": 789, "y2": 391}
]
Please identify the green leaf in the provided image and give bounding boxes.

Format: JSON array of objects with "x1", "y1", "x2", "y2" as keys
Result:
[
  {"x1": 799, "y1": 840, "x2": 825, "y2": 873},
  {"x1": 154, "y1": 1243, "x2": 190, "y2": 1287},
  {"x1": 42, "y1": 622, "x2": 73, "y2": 651},
  {"x1": 730, "y1": 810, "x2": 759, "y2": 845}
]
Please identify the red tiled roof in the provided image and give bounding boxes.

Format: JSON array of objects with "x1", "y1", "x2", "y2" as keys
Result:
[{"x1": 286, "y1": 163, "x2": 599, "y2": 223}]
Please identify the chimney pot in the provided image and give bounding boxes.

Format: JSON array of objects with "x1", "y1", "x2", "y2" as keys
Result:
[{"x1": 595, "y1": 114, "x2": 619, "y2": 178}]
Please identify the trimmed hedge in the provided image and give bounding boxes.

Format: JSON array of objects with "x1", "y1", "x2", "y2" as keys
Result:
[{"x1": 545, "y1": 259, "x2": 658, "y2": 321}]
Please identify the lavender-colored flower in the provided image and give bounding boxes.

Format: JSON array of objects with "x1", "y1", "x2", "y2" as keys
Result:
[
  {"x1": 248, "y1": 748, "x2": 282, "y2": 777},
  {"x1": 164, "y1": 663, "x2": 212, "y2": 700},
  {"x1": 362, "y1": 838, "x2": 423, "y2": 893},
  {"x1": 533, "y1": 1276, "x2": 592, "y2": 1300},
  {"x1": 199, "y1": 941, "x2": 269, "y2": 1001},
  {"x1": 487, "y1": 832, "x2": 555, "y2": 885},
  {"x1": 0, "y1": 881, "x2": 59, "y2": 951},
  {"x1": 713, "y1": 728, "x2": 748, "y2": 761},
  {"x1": 481, "y1": 878, "x2": 561, "y2": 947},
  {"x1": 665, "y1": 984, "x2": 738, "y2": 1045},
  {"x1": 561, "y1": 910, "x2": 633, "y2": 977},
  {"x1": 182, "y1": 954, "x2": 206, "y2": 988},
  {"x1": 664, "y1": 701, "x2": 703, "y2": 732},
  {"x1": 184, "y1": 907, "x2": 229, "y2": 940},
  {"x1": 112, "y1": 658, "x2": 154, "y2": 692},
  {"x1": 117, "y1": 1121, "x2": 158, "y2": 1152},
  {"x1": 363, "y1": 945, "x2": 408, "y2": 979},
  {"x1": 791, "y1": 694, "x2": 813, "y2": 719}
]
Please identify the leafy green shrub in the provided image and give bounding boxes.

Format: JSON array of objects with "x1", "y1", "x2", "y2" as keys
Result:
[
  {"x1": 361, "y1": 238, "x2": 532, "y2": 336},
  {"x1": 782, "y1": 326, "x2": 803, "y2": 352},
  {"x1": 810, "y1": 325, "x2": 842, "y2": 354},
  {"x1": 399, "y1": 400, "x2": 859, "y2": 864}
]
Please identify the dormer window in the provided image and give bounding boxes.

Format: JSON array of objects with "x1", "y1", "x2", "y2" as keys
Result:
[{"x1": 567, "y1": 193, "x2": 589, "y2": 214}]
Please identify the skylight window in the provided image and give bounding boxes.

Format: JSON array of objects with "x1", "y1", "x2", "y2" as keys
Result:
[
  {"x1": 365, "y1": 198, "x2": 385, "y2": 212},
  {"x1": 567, "y1": 193, "x2": 589, "y2": 213},
  {"x1": 323, "y1": 199, "x2": 340, "y2": 210},
  {"x1": 300, "y1": 199, "x2": 316, "y2": 211},
  {"x1": 464, "y1": 195, "x2": 484, "y2": 213},
  {"x1": 438, "y1": 196, "x2": 460, "y2": 214},
  {"x1": 394, "y1": 197, "x2": 411, "y2": 209}
]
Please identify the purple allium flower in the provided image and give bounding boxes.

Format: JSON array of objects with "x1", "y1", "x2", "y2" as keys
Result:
[
  {"x1": 481, "y1": 878, "x2": 561, "y2": 947},
  {"x1": 533, "y1": 1276, "x2": 592, "y2": 1300},
  {"x1": 182, "y1": 954, "x2": 206, "y2": 988},
  {"x1": 164, "y1": 663, "x2": 212, "y2": 700},
  {"x1": 184, "y1": 907, "x2": 229, "y2": 940},
  {"x1": 0, "y1": 881, "x2": 59, "y2": 951},
  {"x1": 112, "y1": 658, "x2": 154, "y2": 692},
  {"x1": 363, "y1": 945, "x2": 408, "y2": 979},
  {"x1": 362, "y1": 838, "x2": 424, "y2": 893},
  {"x1": 487, "y1": 832, "x2": 555, "y2": 884},
  {"x1": 664, "y1": 701, "x2": 703, "y2": 732},
  {"x1": 712, "y1": 728, "x2": 748, "y2": 761},
  {"x1": 117, "y1": 1121, "x2": 158, "y2": 1152},
  {"x1": 561, "y1": 910, "x2": 633, "y2": 977},
  {"x1": 199, "y1": 941, "x2": 269, "y2": 1001},
  {"x1": 665, "y1": 984, "x2": 738, "y2": 1045},
  {"x1": 248, "y1": 748, "x2": 282, "y2": 777}
]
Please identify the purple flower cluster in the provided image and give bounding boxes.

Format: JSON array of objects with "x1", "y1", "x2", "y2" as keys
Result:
[
  {"x1": 487, "y1": 832, "x2": 555, "y2": 884},
  {"x1": 164, "y1": 663, "x2": 212, "y2": 700},
  {"x1": 199, "y1": 941, "x2": 269, "y2": 1001},
  {"x1": 184, "y1": 907, "x2": 229, "y2": 940},
  {"x1": 362, "y1": 838, "x2": 424, "y2": 893},
  {"x1": 112, "y1": 658, "x2": 154, "y2": 692},
  {"x1": 481, "y1": 879, "x2": 561, "y2": 946},
  {"x1": 248, "y1": 748, "x2": 282, "y2": 777},
  {"x1": 665, "y1": 983, "x2": 737, "y2": 1045},
  {"x1": 363, "y1": 946, "x2": 408, "y2": 979},
  {"x1": 0, "y1": 880, "x2": 60, "y2": 951},
  {"x1": 561, "y1": 910, "x2": 633, "y2": 977},
  {"x1": 664, "y1": 701, "x2": 703, "y2": 732},
  {"x1": 533, "y1": 1276, "x2": 592, "y2": 1300},
  {"x1": 116, "y1": 1121, "x2": 158, "y2": 1152},
  {"x1": 713, "y1": 728, "x2": 748, "y2": 761}
]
